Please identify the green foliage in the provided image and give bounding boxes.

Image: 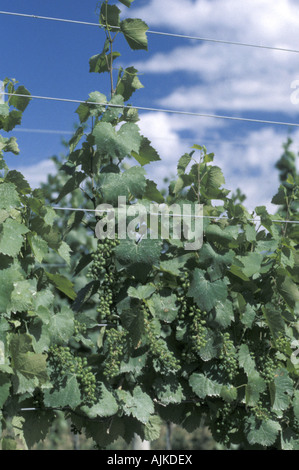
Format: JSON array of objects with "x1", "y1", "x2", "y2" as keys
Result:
[{"x1": 1, "y1": 0, "x2": 299, "y2": 451}]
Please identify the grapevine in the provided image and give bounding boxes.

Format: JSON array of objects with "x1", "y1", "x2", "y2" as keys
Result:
[
  {"x1": 188, "y1": 305, "x2": 208, "y2": 356},
  {"x1": 210, "y1": 402, "x2": 236, "y2": 447},
  {"x1": 0, "y1": 0, "x2": 299, "y2": 451},
  {"x1": 142, "y1": 303, "x2": 181, "y2": 375},
  {"x1": 252, "y1": 397, "x2": 271, "y2": 421},
  {"x1": 219, "y1": 332, "x2": 238, "y2": 382},
  {"x1": 48, "y1": 346, "x2": 97, "y2": 405},
  {"x1": 74, "y1": 320, "x2": 87, "y2": 336},
  {"x1": 87, "y1": 238, "x2": 120, "y2": 323},
  {"x1": 102, "y1": 328, "x2": 127, "y2": 379},
  {"x1": 177, "y1": 271, "x2": 207, "y2": 361}
]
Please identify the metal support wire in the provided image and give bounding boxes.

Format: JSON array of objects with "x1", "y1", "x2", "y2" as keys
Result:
[
  {"x1": 3, "y1": 92, "x2": 299, "y2": 129},
  {"x1": 49, "y1": 206, "x2": 299, "y2": 225},
  {"x1": 1, "y1": 10, "x2": 299, "y2": 54}
]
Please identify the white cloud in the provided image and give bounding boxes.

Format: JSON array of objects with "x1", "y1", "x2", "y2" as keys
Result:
[
  {"x1": 133, "y1": 42, "x2": 299, "y2": 115},
  {"x1": 136, "y1": 112, "x2": 299, "y2": 213},
  {"x1": 130, "y1": 0, "x2": 299, "y2": 46},
  {"x1": 137, "y1": 111, "x2": 229, "y2": 185},
  {"x1": 15, "y1": 159, "x2": 56, "y2": 188},
  {"x1": 129, "y1": 0, "x2": 299, "y2": 117},
  {"x1": 125, "y1": 0, "x2": 299, "y2": 214},
  {"x1": 11, "y1": 122, "x2": 297, "y2": 216}
]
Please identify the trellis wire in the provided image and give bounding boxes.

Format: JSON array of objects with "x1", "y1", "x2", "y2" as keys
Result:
[
  {"x1": 1, "y1": 10, "x2": 299, "y2": 54},
  {"x1": 50, "y1": 206, "x2": 299, "y2": 225},
  {"x1": 3, "y1": 92, "x2": 299, "y2": 129}
]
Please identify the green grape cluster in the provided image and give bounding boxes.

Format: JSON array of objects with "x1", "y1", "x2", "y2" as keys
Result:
[
  {"x1": 87, "y1": 238, "x2": 120, "y2": 323},
  {"x1": 97, "y1": 285, "x2": 114, "y2": 322},
  {"x1": 74, "y1": 319, "x2": 87, "y2": 336},
  {"x1": 103, "y1": 328, "x2": 127, "y2": 379},
  {"x1": 219, "y1": 332, "x2": 238, "y2": 381},
  {"x1": 177, "y1": 270, "x2": 191, "y2": 319},
  {"x1": 87, "y1": 238, "x2": 119, "y2": 279},
  {"x1": 48, "y1": 345, "x2": 97, "y2": 405},
  {"x1": 274, "y1": 333, "x2": 290, "y2": 354},
  {"x1": 177, "y1": 271, "x2": 207, "y2": 355},
  {"x1": 249, "y1": 338, "x2": 279, "y2": 384},
  {"x1": 253, "y1": 398, "x2": 271, "y2": 421},
  {"x1": 259, "y1": 354, "x2": 278, "y2": 384},
  {"x1": 188, "y1": 305, "x2": 207, "y2": 355},
  {"x1": 142, "y1": 304, "x2": 181, "y2": 374},
  {"x1": 212, "y1": 402, "x2": 234, "y2": 446},
  {"x1": 181, "y1": 270, "x2": 191, "y2": 291}
]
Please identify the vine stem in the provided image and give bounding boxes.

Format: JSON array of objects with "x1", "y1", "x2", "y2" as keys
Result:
[
  {"x1": 90, "y1": 116, "x2": 97, "y2": 209},
  {"x1": 282, "y1": 195, "x2": 290, "y2": 237},
  {"x1": 104, "y1": 0, "x2": 117, "y2": 98}
]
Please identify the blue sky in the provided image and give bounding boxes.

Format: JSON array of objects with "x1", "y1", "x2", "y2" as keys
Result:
[{"x1": 2, "y1": 0, "x2": 299, "y2": 212}]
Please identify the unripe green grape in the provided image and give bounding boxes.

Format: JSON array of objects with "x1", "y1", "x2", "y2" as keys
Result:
[
  {"x1": 48, "y1": 345, "x2": 97, "y2": 405},
  {"x1": 142, "y1": 304, "x2": 180, "y2": 374},
  {"x1": 219, "y1": 333, "x2": 238, "y2": 381},
  {"x1": 103, "y1": 328, "x2": 127, "y2": 380}
]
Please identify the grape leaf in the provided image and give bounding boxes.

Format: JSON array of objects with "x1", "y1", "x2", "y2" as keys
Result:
[
  {"x1": 269, "y1": 369, "x2": 294, "y2": 412},
  {"x1": 236, "y1": 252, "x2": 264, "y2": 278},
  {"x1": 9, "y1": 86, "x2": 31, "y2": 112},
  {"x1": 27, "y1": 233, "x2": 49, "y2": 263},
  {"x1": 245, "y1": 371, "x2": 267, "y2": 406},
  {"x1": 44, "y1": 375, "x2": 81, "y2": 409},
  {"x1": 45, "y1": 272, "x2": 76, "y2": 301},
  {"x1": 10, "y1": 334, "x2": 48, "y2": 385},
  {"x1": 153, "y1": 377, "x2": 185, "y2": 405},
  {"x1": 132, "y1": 136, "x2": 161, "y2": 166},
  {"x1": 93, "y1": 122, "x2": 142, "y2": 161},
  {"x1": 55, "y1": 171, "x2": 86, "y2": 203},
  {"x1": 116, "y1": 66, "x2": 144, "y2": 101},
  {"x1": 120, "y1": 19, "x2": 148, "y2": 51},
  {"x1": 189, "y1": 373, "x2": 222, "y2": 399},
  {"x1": 277, "y1": 274, "x2": 299, "y2": 309},
  {"x1": 0, "y1": 182, "x2": 20, "y2": 209},
  {"x1": 177, "y1": 153, "x2": 192, "y2": 175},
  {"x1": 0, "y1": 218, "x2": 29, "y2": 257},
  {"x1": 57, "y1": 241, "x2": 72, "y2": 266},
  {"x1": 118, "y1": 0, "x2": 135, "y2": 7},
  {"x1": 127, "y1": 284, "x2": 156, "y2": 300},
  {"x1": 89, "y1": 51, "x2": 121, "y2": 75},
  {"x1": 10, "y1": 279, "x2": 37, "y2": 313},
  {"x1": 198, "y1": 243, "x2": 234, "y2": 281},
  {"x1": 143, "y1": 415, "x2": 162, "y2": 442},
  {"x1": 47, "y1": 306, "x2": 75, "y2": 344},
  {"x1": 100, "y1": 3, "x2": 121, "y2": 32},
  {"x1": 143, "y1": 179, "x2": 165, "y2": 204},
  {"x1": 18, "y1": 410, "x2": 55, "y2": 450},
  {"x1": 117, "y1": 386, "x2": 154, "y2": 424},
  {"x1": 262, "y1": 303, "x2": 286, "y2": 339},
  {"x1": 209, "y1": 299, "x2": 234, "y2": 329},
  {"x1": 115, "y1": 238, "x2": 162, "y2": 281},
  {"x1": 148, "y1": 292, "x2": 179, "y2": 323},
  {"x1": 0, "y1": 375, "x2": 11, "y2": 408},
  {"x1": 245, "y1": 415, "x2": 281, "y2": 447},
  {"x1": 100, "y1": 165, "x2": 146, "y2": 204},
  {"x1": 0, "y1": 264, "x2": 24, "y2": 313},
  {"x1": 187, "y1": 268, "x2": 228, "y2": 312},
  {"x1": 80, "y1": 383, "x2": 118, "y2": 418}
]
